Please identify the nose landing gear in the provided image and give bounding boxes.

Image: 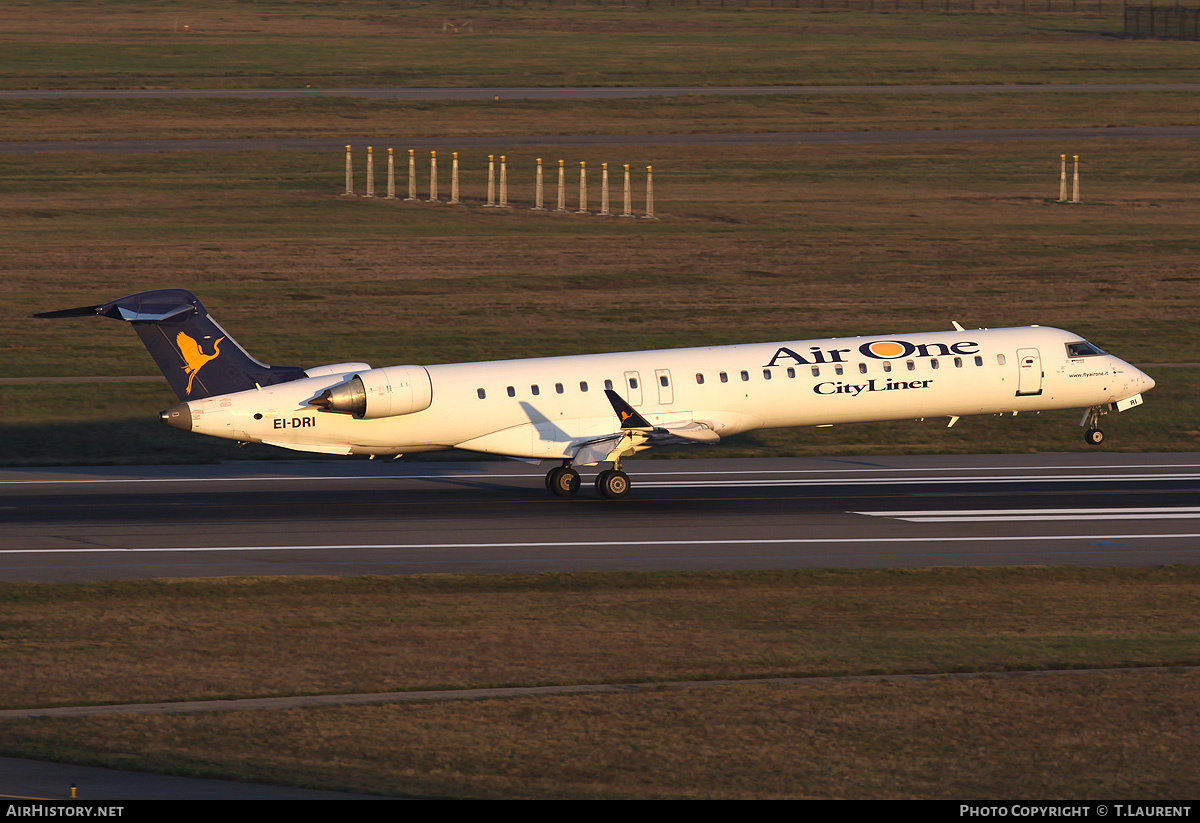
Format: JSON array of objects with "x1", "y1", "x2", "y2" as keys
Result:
[{"x1": 1081, "y1": 405, "x2": 1105, "y2": 446}]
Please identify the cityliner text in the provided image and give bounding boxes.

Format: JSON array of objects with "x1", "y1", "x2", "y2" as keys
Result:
[{"x1": 814, "y1": 378, "x2": 933, "y2": 397}]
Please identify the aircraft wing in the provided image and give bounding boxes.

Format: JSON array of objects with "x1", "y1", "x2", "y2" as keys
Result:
[{"x1": 568, "y1": 392, "x2": 722, "y2": 466}]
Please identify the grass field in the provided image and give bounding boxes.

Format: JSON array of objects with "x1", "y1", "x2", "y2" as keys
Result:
[
  {"x1": 2, "y1": 569, "x2": 1198, "y2": 798},
  {"x1": 2, "y1": 1, "x2": 1196, "y2": 89},
  {"x1": 3, "y1": 138, "x2": 1198, "y2": 463}
]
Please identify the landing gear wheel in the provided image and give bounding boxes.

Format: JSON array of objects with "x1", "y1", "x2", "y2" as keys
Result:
[
  {"x1": 547, "y1": 466, "x2": 581, "y2": 497},
  {"x1": 1084, "y1": 428, "x2": 1104, "y2": 446},
  {"x1": 595, "y1": 469, "x2": 631, "y2": 500}
]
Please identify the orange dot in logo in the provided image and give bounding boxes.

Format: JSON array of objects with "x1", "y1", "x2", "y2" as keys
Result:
[{"x1": 869, "y1": 341, "x2": 906, "y2": 358}]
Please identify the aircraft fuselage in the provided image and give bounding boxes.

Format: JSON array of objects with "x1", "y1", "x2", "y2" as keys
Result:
[{"x1": 174, "y1": 325, "x2": 1153, "y2": 459}]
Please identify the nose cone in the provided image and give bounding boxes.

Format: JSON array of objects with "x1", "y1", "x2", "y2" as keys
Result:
[
  {"x1": 1136, "y1": 368, "x2": 1156, "y2": 393},
  {"x1": 160, "y1": 403, "x2": 192, "y2": 431}
]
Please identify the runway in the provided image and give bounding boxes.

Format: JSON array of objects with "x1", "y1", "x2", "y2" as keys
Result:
[{"x1": 2, "y1": 454, "x2": 1197, "y2": 582}]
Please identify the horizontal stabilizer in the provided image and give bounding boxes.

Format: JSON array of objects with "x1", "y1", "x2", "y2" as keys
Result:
[
  {"x1": 31, "y1": 305, "x2": 104, "y2": 319},
  {"x1": 34, "y1": 289, "x2": 307, "y2": 401}
]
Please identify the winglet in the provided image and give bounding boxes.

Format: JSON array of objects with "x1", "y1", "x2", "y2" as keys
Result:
[{"x1": 604, "y1": 389, "x2": 652, "y2": 430}]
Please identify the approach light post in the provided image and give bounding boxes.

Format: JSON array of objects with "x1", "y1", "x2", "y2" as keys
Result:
[
  {"x1": 643, "y1": 165, "x2": 655, "y2": 219},
  {"x1": 365, "y1": 147, "x2": 374, "y2": 198},
  {"x1": 405, "y1": 149, "x2": 417, "y2": 201},
  {"x1": 386, "y1": 148, "x2": 396, "y2": 199},
  {"x1": 600, "y1": 162, "x2": 610, "y2": 216},
  {"x1": 577, "y1": 161, "x2": 588, "y2": 214},
  {"x1": 622, "y1": 164, "x2": 632, "y2": 217},
  {"x1": 533, "y1": 158, "x2": 545, "y2": 210},
  {"x1": 555, "y1": 159, "x2": 566, "y2": 212},
  {"x1": 485, "y1": 154, "x2": 496, "y2": 207},
  {"x1": 499, "y1": 155, "x2": 509, "y2": 208}
]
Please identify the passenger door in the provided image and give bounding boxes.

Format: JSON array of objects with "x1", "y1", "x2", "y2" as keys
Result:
[{"x1": 1016, "y1": 348, "x2": 1043, "y2": 396}]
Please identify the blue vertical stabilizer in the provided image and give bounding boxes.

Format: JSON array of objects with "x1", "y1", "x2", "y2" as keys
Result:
[{"x1": 34, "y1": 289, "x2": 307, "y2": 401}]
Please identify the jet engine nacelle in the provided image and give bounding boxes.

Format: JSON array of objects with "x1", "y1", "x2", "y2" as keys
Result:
[{"x1": 309, "y1": 365, "x2": 433, "y2": 419}]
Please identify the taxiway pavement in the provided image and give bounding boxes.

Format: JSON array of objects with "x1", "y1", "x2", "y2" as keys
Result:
[{"x1": 6, "y1": 126, "x2": 1200, "y2": 156}]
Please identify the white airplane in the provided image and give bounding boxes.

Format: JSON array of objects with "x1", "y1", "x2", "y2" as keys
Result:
[{"x1": 36, "y1": 289, "x2": 1155, "y2": 499}]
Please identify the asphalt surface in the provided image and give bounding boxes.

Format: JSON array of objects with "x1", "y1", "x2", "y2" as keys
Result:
[
  {"x1": 6, "y1": 126, "x2": 1200, "y2": 155},
  {"x1": 2, "y1": 454, "x2": 1197, "y2": 582},
  {"x1": 4, "y1": 452, "x2": 1196, "y2": 798},
  {"x1": 0, "y1": 756, "x2": 384, "y2": 801}
]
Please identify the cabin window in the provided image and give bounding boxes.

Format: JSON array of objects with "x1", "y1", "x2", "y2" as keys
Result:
[
  {"x1": 997, "y1": 354, "x2": 1007, "y2": 366},
  {"x1": 811, "y1": 367, "x2": 820, "y2": 377},
  {"x1": 740, "y1": 370, "x2": 749, "y2": 382},
  {"x1": 954, "y1": 357, "x2": 963, "y2": 368},
  {"x1": 762, "y1": 369, "x2": 772, "y2": 380},
  {"x1": 605, "y1": 379, "x2": 614, "y2": 390},
  {"x1": 580, "y1": 381, "x2": 588, "y2": 392},
  {"x1": 555, "y1": 383, "x2": 563, "y2": 394},
  {"x1": 858, "y1": 363, "x2": 868, "y2": 374},
  {"x1": 531, "y1": 384, "x2": 540, "y2": 395},
  {"x1": 974, "y1": 356, "x2": 983, "y2": 367},
  {"x1": 696, "y1": 373, "x2": 704, "y2": 384},
  {"x1": 720, "y1": 372, "x2": 728, "y2": 383},
  {"x1": 787, "y1": 367, "x2": 795, "y2": 379},
  {"x1": 930, "y1": 359, "x2": 939, "y2": 370},
  {"x1": 882, "y1": 361, "x2": 892, "y2": 373},
  {"x1": 834, "y1": 365, "x2": 844, "y2": 376},
  {"x1": 477, "y1": 388, "x2": 486, "y2": 400},
  {"x1": 906, "y1": 360, "x2": 916, "y2": 371}
]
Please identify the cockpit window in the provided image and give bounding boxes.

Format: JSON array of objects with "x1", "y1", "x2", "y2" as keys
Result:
[{"x1": 1066, "y1": 341, "x2": 1106, "y2": 357}]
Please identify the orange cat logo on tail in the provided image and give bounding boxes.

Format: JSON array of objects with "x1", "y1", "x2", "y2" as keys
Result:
[{"x1": 177, "y1": 332, "x2": 225, "y2": 395}]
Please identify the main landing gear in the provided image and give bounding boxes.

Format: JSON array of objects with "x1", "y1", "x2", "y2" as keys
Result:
[
  {"x1": 545, "y1": 463, "x2": 631, "y2": 499},
  {"x1": 545, "y1": 465, "x2": 581, "y2": 497}
]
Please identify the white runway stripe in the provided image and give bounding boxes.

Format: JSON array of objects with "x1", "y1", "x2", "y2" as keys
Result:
[
  {"x1": 856, "y1": 507, "x2": 1200, "y2": 522},
  {"x1": 3, "y1": 464, "x2": 1199, "y2": 486},
  {"x1": 642, "y1": 473, "x2": 1200, "y2": 488}
]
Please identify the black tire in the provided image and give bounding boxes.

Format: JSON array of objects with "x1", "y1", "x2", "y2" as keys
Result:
[
  {"x1": 1085, "y1": 428, "x2": 1104, "y2": 446},
  {"x1": 596, "y1": 469, "x2": 631, "y2": 500},
  {"x1": 548, "y1": 467, "x2": 580, "y2": 497}
]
